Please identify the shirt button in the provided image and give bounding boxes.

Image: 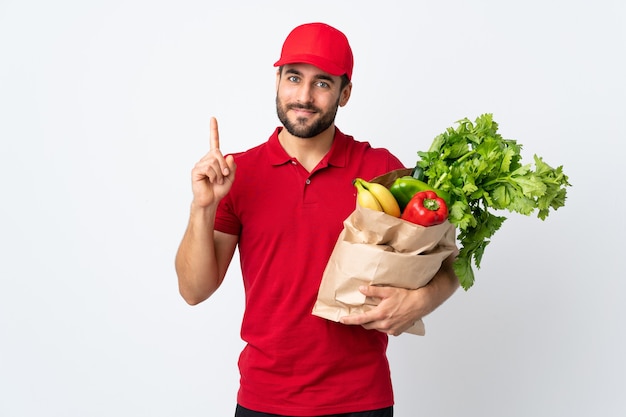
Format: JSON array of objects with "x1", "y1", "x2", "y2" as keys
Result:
[
  {"x1": 291, "y1": 160, "x2": 297, "y2": 165},
  {"x1": 305, "y1": 179, "x2": 311, "y2": 185}
]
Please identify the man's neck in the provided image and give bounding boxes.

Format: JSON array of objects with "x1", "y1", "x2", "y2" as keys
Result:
[{"x1": 278, "y1": 125, "x2": 335, "y2": 172}]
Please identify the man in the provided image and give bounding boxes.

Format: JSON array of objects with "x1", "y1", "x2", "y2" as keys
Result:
[{"x1": 175, "y1": 22, "x2": 459, "y2": 417}]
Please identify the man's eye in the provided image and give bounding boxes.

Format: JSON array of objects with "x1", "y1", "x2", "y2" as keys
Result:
[
  {"x1": 316, "y1": 81, "x2": 330, "y2": 88},
  {"x1": 288, "y1": 76, "x2": 299, "y2": 82}
]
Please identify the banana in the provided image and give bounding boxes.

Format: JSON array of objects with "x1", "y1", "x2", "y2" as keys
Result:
[
  {"x1": 354, "y1": 179, "x2": 383, "y2": 211},
  {"x1": 357, "y1": 178, "x2": 402, "y2": 217}
]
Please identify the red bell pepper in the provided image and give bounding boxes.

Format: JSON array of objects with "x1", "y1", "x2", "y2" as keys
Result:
[{"x1": 401, "y1": 190, "x2": 448, "y2": 226}]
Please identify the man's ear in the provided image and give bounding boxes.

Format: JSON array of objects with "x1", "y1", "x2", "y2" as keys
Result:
[{"x1": 339, "y1": 82, "x2": 352, "y2": 107}]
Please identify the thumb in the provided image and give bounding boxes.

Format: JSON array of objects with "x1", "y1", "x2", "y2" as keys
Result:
[
  {"x1": 360, "y1": 285, "x2": 386, "y2": 299},
  {"x1": 224, "y1": 154, "x2": 237, "y2": 177}
]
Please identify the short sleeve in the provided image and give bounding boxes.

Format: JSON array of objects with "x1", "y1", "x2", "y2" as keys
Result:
[{"x1": 214, "y1": 193, "x2": 241, "y2": 236}]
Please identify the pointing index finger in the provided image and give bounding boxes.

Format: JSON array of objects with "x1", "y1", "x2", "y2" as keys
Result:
[{"x1": 209, "y1": 117, "x2": 220, "y2": 151}]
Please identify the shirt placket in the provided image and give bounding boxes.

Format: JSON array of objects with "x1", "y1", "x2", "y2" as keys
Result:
[{"x1": 289, "y1": 158, "x2": 326, "y2": 206}]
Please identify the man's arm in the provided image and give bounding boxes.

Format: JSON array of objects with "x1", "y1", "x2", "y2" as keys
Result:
[
  {"x1": 175, "y1": 117, "x2": 238, "y2": 305},
  {"x1": 339, "y1": 252, "x2": 460, "y2": 336},
  {"x1": 175, "y1": 204, "x2": 238, "y2": 305}
]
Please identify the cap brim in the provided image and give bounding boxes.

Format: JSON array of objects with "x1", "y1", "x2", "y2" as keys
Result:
[{"x1": 273, "y1": 54, "x2": 346, "y2": 77}]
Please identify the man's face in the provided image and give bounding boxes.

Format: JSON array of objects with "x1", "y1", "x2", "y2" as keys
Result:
[{"x1": 275, "y1": 64, "x2": 350, "y2": 138}]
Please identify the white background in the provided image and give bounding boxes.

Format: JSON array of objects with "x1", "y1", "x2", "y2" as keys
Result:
[{"x1": 1, "y1": 1, "x2": 624, "y2": 416}]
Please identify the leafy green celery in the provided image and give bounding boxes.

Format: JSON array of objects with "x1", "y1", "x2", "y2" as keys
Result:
[{"x1": 415, "y1": 114, "x2": 571, "y2": 290}]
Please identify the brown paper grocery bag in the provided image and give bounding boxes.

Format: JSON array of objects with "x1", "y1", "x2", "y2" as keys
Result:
[{"x1": 312, "y1": 169, "x2": 457, "y2": 335}]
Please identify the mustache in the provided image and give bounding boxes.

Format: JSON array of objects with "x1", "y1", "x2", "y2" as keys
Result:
[{"x1": 287, "y1": 103, "x2": 320, "y2": 112}]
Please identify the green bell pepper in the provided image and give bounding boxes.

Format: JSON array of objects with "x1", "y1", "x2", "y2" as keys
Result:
[{"x1": 389, "y1": 176, "x2": 451, "y2": 211}]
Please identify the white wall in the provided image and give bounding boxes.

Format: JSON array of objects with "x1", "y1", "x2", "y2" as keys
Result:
[{"x1": 1, "y1": 1, "x2": 624, "y2": 416}]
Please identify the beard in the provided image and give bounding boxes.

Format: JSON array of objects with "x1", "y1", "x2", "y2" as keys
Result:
[{"x1": 276, "y1": 95, "x2": 340, "y2": 138}]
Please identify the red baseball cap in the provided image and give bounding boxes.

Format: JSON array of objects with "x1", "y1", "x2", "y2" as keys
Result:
[{"x1": 274, "y1": 22, "x2": 354, "y2": 80}]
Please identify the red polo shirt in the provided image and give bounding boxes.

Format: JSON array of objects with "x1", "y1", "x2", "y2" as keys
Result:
[{"x1": 215, "y1": 126, "x2": 405, "y2": 416}]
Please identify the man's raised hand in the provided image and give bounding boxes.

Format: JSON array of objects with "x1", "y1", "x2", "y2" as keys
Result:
[{"x1": 190, "y1": 117, "x2": 236, "y2": 208}]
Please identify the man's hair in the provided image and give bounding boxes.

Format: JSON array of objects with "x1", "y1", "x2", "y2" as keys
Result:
[{"x1": 339, "y1": 74, "x2": 350, "y2": 90}]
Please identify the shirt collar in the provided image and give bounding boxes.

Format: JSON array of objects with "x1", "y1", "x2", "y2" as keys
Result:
[{"x1": 267, "y1": 126, "x2": 348, "y2": 168}]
